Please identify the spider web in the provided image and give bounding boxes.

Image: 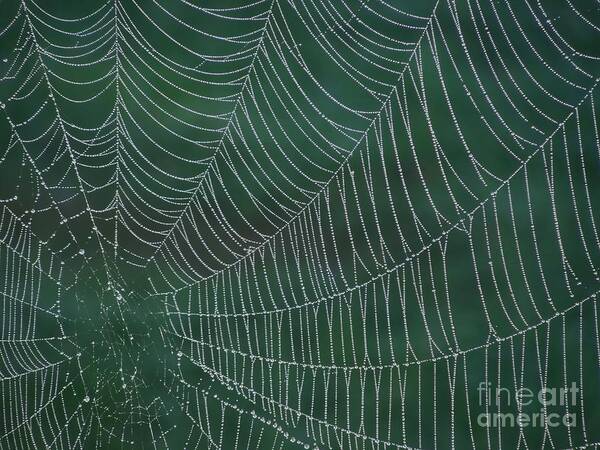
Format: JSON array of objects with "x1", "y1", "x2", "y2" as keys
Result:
[{"x1": 1, "y1": 0, "x2": 600, "y2": 448}]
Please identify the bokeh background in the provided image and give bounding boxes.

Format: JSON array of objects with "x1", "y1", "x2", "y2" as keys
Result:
[{"x1": 1, "y1": 0, "x2": 600, "y2": 448}]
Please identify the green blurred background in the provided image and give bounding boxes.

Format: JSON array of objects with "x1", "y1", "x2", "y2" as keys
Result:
[{"x1": 1, "y1": 0, "x2": 600, "y2": 448}]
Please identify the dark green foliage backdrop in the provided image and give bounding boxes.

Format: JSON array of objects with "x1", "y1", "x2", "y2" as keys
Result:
[{"x1": 1, "y1": 0, "x2": 600, "y2": 449}]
